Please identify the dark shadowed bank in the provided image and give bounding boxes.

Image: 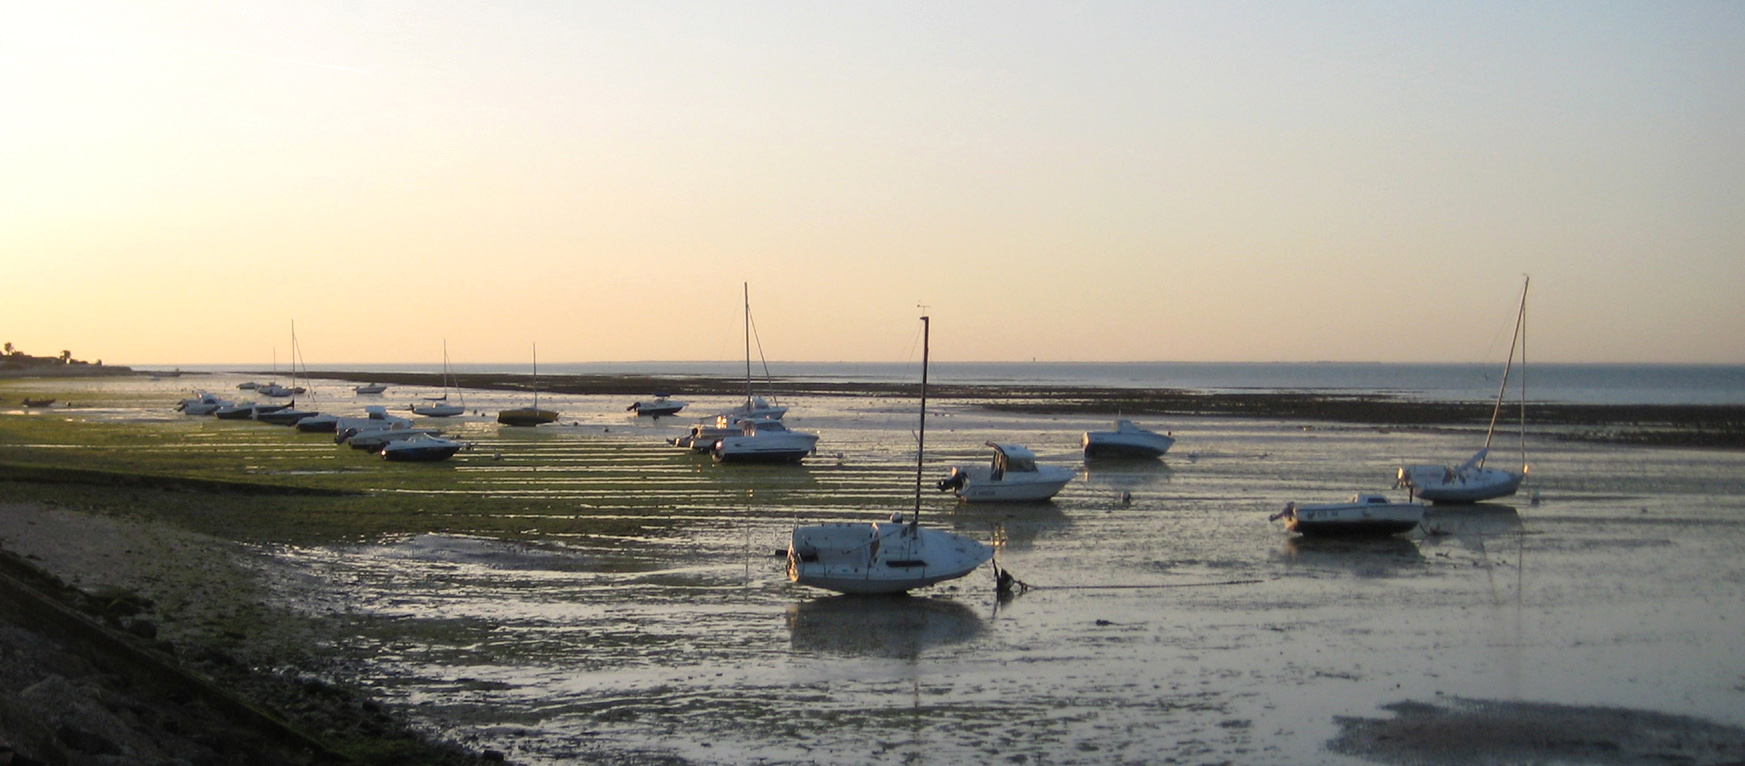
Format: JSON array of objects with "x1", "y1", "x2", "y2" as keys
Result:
[
  {"x1": 0, "y1": 503, "x2": 501, "y2": 766},
  {"x1": 298, "y1": 369, "x2": 1745, "y2": 450}
]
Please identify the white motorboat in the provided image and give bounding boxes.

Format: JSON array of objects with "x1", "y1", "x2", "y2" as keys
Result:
[
  {"x1": 711, "y1": 418, "x2": 819, "y2": 464},
  {"x1": 354, "y1": 382, "x2": 388, "y2": 395},
  {"x1": 498, "y1": 344, "x2": 559, "y2": 427},
  {"x1": 347, "y1": 427, "x2": 441, "y2": 451},
  {"x1": 257, "y1": 383, "x2": 294, "y2": 398},
  {"x1": 1270, "y1": 493, "x2": 1426, "y2": 537},
  {"x1": 1398, "y1": 277, "x2": 1531, "y2": 504},
  {"x1": 412, "y1": 341, "x2": 467, "y2": 417},
  {"x1": 1082, "y1": 419, "x2": 1175, "y2": 459},
  {"x1": 236, "y1": 381, "x2": 260, "y2": 391},
  {"x1": 628, "y1": 394, "x2": 686, "y2": 417},
  {"x1": 938, "y1": 443, "x2": 1075, "y2": 503},
  {"x1": 788, "y1": 314, "x2": 994, "y2": 595},
  {"x1": 176, "y1": 392, "x2": 233, "y2": 416},
  {"x1": 669, "y1": 414, "x2": 750, "y2": 451},
  {"x1": 379, "y1": 432, "x2": 464, "y2": 462},
  {"x1": 333, "y1": 406, "x2": 413, "y2": 444}
]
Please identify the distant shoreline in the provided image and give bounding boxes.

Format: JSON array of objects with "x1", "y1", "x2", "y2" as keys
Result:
[{"x1": 288, "y1": 369, "x2": 1744, "y2": 450}]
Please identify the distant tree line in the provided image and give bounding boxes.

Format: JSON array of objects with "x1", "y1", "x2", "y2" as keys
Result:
[{"x1": 1, "y1": 342, "x2": 102, "y2": 368}]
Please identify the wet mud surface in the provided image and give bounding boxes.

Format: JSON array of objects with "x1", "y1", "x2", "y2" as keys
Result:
[{"x1": 3, "y1": 374, "x2": 1744, "y2": 764}]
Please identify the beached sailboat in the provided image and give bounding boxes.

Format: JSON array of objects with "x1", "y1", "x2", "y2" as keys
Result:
[
  {"x1": 1398, "y1": 278, "x2": 1531, "y2": 503},
  {"x1": 724, "y1": 283, "x2": 789, "y2": 421},
  {"x1": 497, "y1": 344, "x2": 559, "y2": 427},
  {"x1": 256, "y1": 322, "x2": 319, "y2": 426},
  {"x1": 787, "y1": 315, "x2": 995, "y2": 595},
  {"x1": 669, "y1": 283, "x2": 790, "y2": 449},
  {"x1": 412, "y1": 341, "x2": 466, "y2": 417},
  {"x1": 1271, "y1": 493, "x2": 1426, "y2": 537}
]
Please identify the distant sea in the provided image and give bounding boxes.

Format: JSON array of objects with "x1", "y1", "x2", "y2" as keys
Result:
[{"x1": 161, "y1": 361, "x2": 1745, "y2": 407}]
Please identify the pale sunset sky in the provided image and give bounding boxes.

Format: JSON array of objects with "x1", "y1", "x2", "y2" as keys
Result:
[{"x1": 3, "y1": 1, "x2": 1742, "y2": 366}]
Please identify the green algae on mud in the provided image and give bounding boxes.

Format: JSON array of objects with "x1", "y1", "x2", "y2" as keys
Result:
[{"x1": 0, "y1": 413, "x2": 678, "y2": 546}]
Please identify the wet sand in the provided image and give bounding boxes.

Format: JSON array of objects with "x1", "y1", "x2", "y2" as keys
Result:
[{"x1": 3, "y1": 374, "x2": 1745, "y2": 764}]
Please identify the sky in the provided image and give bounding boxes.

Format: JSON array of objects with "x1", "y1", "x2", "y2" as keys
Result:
[{"x1": 3, "y1": 1, "x2": 1742, "y2": 366}]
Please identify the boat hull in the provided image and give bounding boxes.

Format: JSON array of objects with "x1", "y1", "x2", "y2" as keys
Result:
[
  {"x1": 412, "y1": 404, "x2": 465, "y2": 417},
  {"x1": 295, "y1": 415, "x2": 340, "y2": 433},
  {"x1": 497, "y1": 408, "x2": 559, "y2": 427},
  {"x1": 1082, "y1": 440, "x2": 1171, "y2": 459},
  {"x1": 380, "y1": 442, "x2": 461, "y2": 461},
  {"x1": 1279, "y1": 498, "x2": 1425, "y2": 537},
  {"x1": 256, "y1": 409, "x2": 317, "y2": 426},
  {"x1": 1082, "y1": 423, "x2": 1174, "y2": 459},
  {"x1": 788, "y1": 521, "x2": 993, "y2": 595},
  {"x1": 1399, "y1": 465, "x2": 1523, "y2": 504},
  {"x1": 942, "y1": 465, "x2": 1074, "y2": 503}
]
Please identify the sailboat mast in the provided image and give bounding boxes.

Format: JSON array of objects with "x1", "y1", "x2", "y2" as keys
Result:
[
  {"x1": 743, "y1": 282, "x2": 752, "y2": 408},
  {"x1": 913, "y1": 315, "x2": 930, "y2": 520},
  {"x1": 1482, "y1": 276, "x2": 1530, "y2": 463},
  {"x1": 531, "y1": 343, "x2": 540, "y2": 410},
  {"x1": 1517, "y1": 276, "x2": 1529, "y2": 467}
]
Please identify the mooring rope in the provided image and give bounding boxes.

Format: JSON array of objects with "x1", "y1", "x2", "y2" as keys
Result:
[{"x1": 996, "y1": 566, "x2": 1265, "y2": 597}]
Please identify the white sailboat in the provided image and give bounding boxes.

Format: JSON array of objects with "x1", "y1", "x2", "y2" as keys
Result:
[
  {"x1": 670, "y1": 283, "x2": 796, "y2": 450},
  {"x1": 412, "y1": 341, "x2": 466, "y2": 417},
  {"x1": 787, "y1": 315, "x2": 995, "y2": 595},
  {"x1": 1398, "y1": 277, "x2": 1531, "y2": 503},
  {"x1": 724, "y1": 282, "x2": 788, "y2": 421},
  {"x1": 257, "y1": 321, "x2": 320, "y2": 426}
]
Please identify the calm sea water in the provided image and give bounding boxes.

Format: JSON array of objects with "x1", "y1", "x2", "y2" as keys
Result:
[{"x1": 166, "y1": 362, "x2": 1745, "y2": 406}]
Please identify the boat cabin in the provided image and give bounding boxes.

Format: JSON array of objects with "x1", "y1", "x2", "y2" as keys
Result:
[{"x1": 987, "y1": 443, "x2": 1040, "y2": 477}]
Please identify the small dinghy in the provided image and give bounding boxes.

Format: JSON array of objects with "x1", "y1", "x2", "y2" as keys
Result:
[
  {"x1": 628, "y1": 394, "x2": 686, "y2": 417},
  {"x1": 1271, "y1": 493, "x2": 1425, "y2": 537}
]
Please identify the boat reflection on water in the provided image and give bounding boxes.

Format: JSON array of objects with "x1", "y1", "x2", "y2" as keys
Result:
[
  {"x1": 1280, "y1": 535, "x2": 1424, "y2": 578},
  {"x1": 946, "y1": 502, "x2": 1069, "y2": 552},
  {"x1": 1078, "y1": 458, "x2": 1173, "y2": 494},
  {"x1": 1423, "y1": 503, "x2": 1522, "y2": 539},
  {"x1": 786, "y1": 595, "x2": 985, "y2": 659}
]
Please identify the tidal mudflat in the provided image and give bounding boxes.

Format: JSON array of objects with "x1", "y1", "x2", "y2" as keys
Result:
[{"x1": 3, "y1": 375, "x2": 1743, "y2": 764}]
